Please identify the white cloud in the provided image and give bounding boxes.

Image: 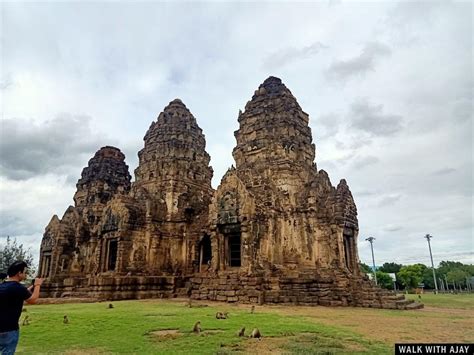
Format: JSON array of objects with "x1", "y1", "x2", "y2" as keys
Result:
[{"x1": 1, "y1": 1, "x2": 471, "y2": 268}]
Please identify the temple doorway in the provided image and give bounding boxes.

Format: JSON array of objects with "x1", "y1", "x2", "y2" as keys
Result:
[
  {"x1": 227, "y1": 233, "x2": 241, "y2": 267},
  {"x1": 199, "y1": 235, "x2": 212, "y2": 272},
  {"x1": 107, "y1": 239, "x2": 118, "y2": 271}
]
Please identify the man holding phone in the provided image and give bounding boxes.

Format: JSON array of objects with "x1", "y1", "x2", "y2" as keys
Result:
[{"x1": 0, "y1": 261, "x2": 44, "y2": 354}]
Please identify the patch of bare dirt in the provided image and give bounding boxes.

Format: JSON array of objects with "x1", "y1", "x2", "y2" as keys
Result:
[
  {"x1": 150, "y1": 329, "x2": 182, "y2": 340},
  {"x1": 264, "y1": 304, "x2": 474, "y2": 344},
  {"x1": 238, "y1": 337, "x2": 285, "y2": 355}
]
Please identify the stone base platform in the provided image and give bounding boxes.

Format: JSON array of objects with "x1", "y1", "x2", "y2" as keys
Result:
[
  {"x1": 40, "y1": 275, "x2": 191, "y2": 300},
  {"x1": 40, "y1": 270, "x2": 423, "y2": 310},
  {"x1": 190, "y1": 269, "x2": 423, "y2": 310}
]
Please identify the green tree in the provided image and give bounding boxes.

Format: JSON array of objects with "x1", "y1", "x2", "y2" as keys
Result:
[
  {"x1": 379, "y1": 262, "x2": 403, "y2": 274},
  {"x1": 397, "y1": 264, "x2": 425, "y2": 290},
  {"x1": 437, "y1": 261, "x2": 474, "y2": 279},
  {"x1": 0, "y1": 236, "x2": 36, "y2": 277},
  {"x1": 359, "y1": 262, "x2": 372, "y2": 274},
  {"x1": 461, "y1": 264, "x2": 474, "y2": 276},
  {"x1": 446, "y1": 269, "x2": 469, "y2": 287},
  {"x1": 376, "y1": 271, "x2": 394, "y2": 290},
  {"x1": 422, "y1": 267, "x2": 436, "y2": 289},
  {"x1": 437, "y1": 261, "x2": 464, "y2": 278}
]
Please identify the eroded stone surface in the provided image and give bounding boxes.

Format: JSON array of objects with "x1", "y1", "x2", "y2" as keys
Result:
[{"x1": 38, "y1": 78, "x2": 420, "y2": 310}]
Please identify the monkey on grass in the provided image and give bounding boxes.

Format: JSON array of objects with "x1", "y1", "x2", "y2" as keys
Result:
[
  {"x1": 193, "y1": 321, "x2": 201, "y2": 334},
  {"x1": 249, "y1": 328, "x2": 262, "y2": 339},
  {"x1": 215, "y1": 311, "x2": 229, "y2": 319}
]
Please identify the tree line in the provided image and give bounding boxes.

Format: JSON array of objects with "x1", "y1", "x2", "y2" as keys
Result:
[{"x1": 360, "y1": 261, "x2": 474, "y2": 292}]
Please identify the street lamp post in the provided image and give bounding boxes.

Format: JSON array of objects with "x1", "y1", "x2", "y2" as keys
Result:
[
  {"x1": 365, "y1": 237, "x2": 377, "y2": 285},
  {"x1": 424, "y1": 234, "x2": 439, "y2": 294}
]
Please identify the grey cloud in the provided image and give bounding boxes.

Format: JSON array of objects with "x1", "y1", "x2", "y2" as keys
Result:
[
  {"x1": 167, "y1": 67, "x2": 187, "y2": 86},
  {"x1": 354, "y1": 190, "x2": 376, "y2": 197},
  {"x1": 65, "y1": 174, "x2": 79, "y2": 186},
  {"x1": 0, "y1": 213, "x2": 38, "y2": 237},
  {"x1": 351, "y1": 155, "x2": 379, "y2": 170},
  {"x1": 385, "y1": 2, "x2": 445, "y2": 45},
  {"x1": 333, "y1": 153, "x2": 355, "y2": 166},
  {"x1": 326, "y1": 41, "x2": 391, "y2": 81},
  {"x1": 383, "y1": 225, "x2": 403, "y2": 232},
  {"x1": 0, "y1": 114, "x2": 111, "y2": 180},
  {"x1": 452, "y1": 98, "x2": 472, "y2": 123},
  {"x1": 350, "y1": 98, "x2": 403, "y2": 136},
  {"x1": 333, "y1": 133, "x2": 373, "y2": 152},
  {"x1": 316, "y1": 113, "x2": 340, "y2": 139},
  {"x1": 377, "y1": 194, "x2": 402, "y2": 207},
  {"x1": 432, "y1": 168, "x2": 456, "y2": 176},
  {"x1": 263, "y1": 42, "x2": 328, "y2": 69}
]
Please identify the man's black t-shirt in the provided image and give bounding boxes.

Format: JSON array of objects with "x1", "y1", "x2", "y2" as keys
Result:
[{"x1": 0, "y1": 281, "x2": 32, "y2": 332}]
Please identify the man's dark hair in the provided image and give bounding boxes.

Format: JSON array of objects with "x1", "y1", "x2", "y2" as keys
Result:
[
  {"x1": 0, "y1": 272, "x2": 7, "y2": 280},
  {"x1": 7, "y1": 260, "x2": 28, "y2": 277}
]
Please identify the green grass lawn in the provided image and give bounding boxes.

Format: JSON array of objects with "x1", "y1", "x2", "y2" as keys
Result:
[
  {"x1": 17, "y1": 300, "x2": 391, "y2": 354},
  {"x1": 405, "y1": 292, "x2": 474, "y2": 310}
]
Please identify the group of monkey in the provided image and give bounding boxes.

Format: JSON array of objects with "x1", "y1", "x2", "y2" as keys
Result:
[
  {"x1": 22, "y1": 314, "x2": 69, "y2": 326},
  {"x1": 22, "y1": 303, "x2": 115, "y2": 326},
  {"x1": 192, "y1": 305, "x2": 261, "y2": 339},
  {"x1": 22, "y1": 303, "x2": 262, "y2": 339}
]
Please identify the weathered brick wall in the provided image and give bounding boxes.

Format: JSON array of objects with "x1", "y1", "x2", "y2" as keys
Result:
[{"x1": 189, "y1": 271, "x2": 422, "y2": 310}]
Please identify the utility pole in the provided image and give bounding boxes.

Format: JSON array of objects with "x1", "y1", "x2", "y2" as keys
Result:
[
  {"x1": 424, "y1": 234, "x2": 439, "y2": 294},
  {"x1": 365, "y1": 237, "x2": 377, "y2": 285}
]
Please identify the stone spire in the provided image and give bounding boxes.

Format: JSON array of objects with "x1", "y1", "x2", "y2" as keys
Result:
[
  {"x1": 231, "y1": 77, "x2": 316, "y2": 204},
  {"x1": 133, "y1": 99, "x2": 213, "y2": 219},
  {"x1": 233, "y1": 76, "x2": 316, "y2": 173},
  {"x1": 73, "y1": 146, "x2": 131, "y2": 209}
]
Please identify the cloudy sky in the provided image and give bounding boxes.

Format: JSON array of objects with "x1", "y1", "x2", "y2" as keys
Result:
[{"x1": 1, "y1": 1, "x2": 472, "y2": 268}]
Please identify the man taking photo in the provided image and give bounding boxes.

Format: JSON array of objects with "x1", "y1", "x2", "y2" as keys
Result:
[{"x1": 0, "y1": 261, "x2": 44, "y2": 355}]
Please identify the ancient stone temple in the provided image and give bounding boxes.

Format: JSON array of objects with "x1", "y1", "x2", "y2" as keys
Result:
[{"x1": 38, "y1": 77, "x2": 421, "y2": 309}]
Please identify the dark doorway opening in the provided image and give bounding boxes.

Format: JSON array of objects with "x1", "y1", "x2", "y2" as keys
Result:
[
  {"x1": 107, "y1": 239, "x2": 118, "y2": 271},
  {"x1": 199, "y1": 235, "x2": 212, "y2": 272},
  {"x1": 228, "y1": 234, "x2": 241, "y2": 267}
]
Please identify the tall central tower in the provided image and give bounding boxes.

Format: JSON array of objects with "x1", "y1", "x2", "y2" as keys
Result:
[
  {"x1": 210, "y1": 76, "x2": 359, "y2": 273},
  {"x1": 133, "y1": 99, "x2": 213, "y2": 222},
  {"x1": 232, "y1": 77, "x2": 316, "y2": 206}
]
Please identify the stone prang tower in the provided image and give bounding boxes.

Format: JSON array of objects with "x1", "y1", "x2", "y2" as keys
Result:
[
  {"x1": 38, "y1": 77, "x2": 421, "y2": 309},
  {"x1": 209, "y1": 77, "x2": 358, "y2": 274}
]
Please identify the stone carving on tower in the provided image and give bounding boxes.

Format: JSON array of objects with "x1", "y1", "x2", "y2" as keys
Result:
[
  {"x1": 38, "y1": 78, "x2": 421, "y2": 309},
  {"x1": 208, "y1": 76, "x2": 359, "y2": 276}
]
